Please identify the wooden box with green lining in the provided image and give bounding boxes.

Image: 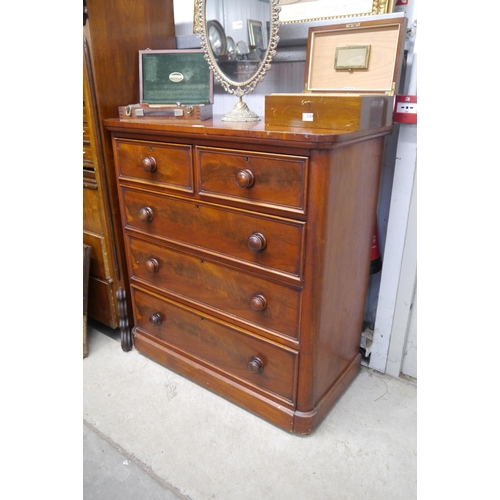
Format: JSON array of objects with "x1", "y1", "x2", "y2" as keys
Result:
[{"x1": 119, "y1": 49, "x2": 214, "y2": 121}]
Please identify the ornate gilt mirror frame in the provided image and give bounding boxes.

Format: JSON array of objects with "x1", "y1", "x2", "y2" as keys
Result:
[
  {"x1": 196, "y1": 0, "x2": 281, "y2": 122},
  {"x1": 278, "y1": 0, "x2": 394, "y2": 24}
]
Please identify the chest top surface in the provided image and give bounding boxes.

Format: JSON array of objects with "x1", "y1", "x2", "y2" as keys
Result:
[{"x1": 105, "y1": 116, "x2": 391, "y2": 150}]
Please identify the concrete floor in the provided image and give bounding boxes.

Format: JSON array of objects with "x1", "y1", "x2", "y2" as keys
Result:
[{"x1": 83, "y1": 320, "x2": 417, "y2": 500}]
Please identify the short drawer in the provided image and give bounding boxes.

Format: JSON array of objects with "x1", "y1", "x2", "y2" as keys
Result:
[
  {"x1": 114, "y1": 139, "x2": 193, "y2": 192},
  {"x1": 128, "y1": 236, "x2": 302, "y2": 340},
  {"x1": 122, "y1": 188, "x2": 305, "y2": 280},
  {"x1": 196, "y1": 147, "x2": 308, "y2": 214},
  {"x1": 132, "y1": 287, "x2": 298, "y2": 404}
]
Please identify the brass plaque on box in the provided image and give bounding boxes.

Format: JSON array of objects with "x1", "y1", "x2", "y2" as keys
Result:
[{"x1": 334, "y1": 45, "x2": 371, "y2": 71}]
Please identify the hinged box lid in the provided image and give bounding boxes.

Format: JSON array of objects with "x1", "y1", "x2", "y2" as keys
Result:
[
  {"x1": 139, "y1": 49, "x2": 214, "y2": 105},
  {"x1": 304, "y1": 15, "x2": 407, "y2": 96}
]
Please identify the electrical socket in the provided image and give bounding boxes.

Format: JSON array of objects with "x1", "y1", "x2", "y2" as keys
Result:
[{"x1": 396, "y1": 102, "x2": 417, "y2": 114}]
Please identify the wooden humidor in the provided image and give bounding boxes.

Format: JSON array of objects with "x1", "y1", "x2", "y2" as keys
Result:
[{"x1": 265, "y1": 14, "x2": 407, "y2": 131}]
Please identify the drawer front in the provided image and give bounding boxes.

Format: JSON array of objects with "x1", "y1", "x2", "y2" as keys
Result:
[
  {"x1": 132, "y1": 288, "x2": 298, "y2": 403},
  {"x1": 197, "y1": 147, "x2": 308, "y2": 214},
  {"x1": 114, "y1": 139, "x2": 193, "y2": 192},
  {"x1": 122, "y1": 188, "x2": 305, "y2": 279},
  {"x1": 83, "y1": 231, "x2": 110, "y2": 278},
  {"x1": 128, "y1": 236, "x2": 301, "y2": 340}
]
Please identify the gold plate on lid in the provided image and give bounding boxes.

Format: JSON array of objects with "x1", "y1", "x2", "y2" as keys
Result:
[{"x1": 334, "y1": 45, "x2": 371, "y2": 71}]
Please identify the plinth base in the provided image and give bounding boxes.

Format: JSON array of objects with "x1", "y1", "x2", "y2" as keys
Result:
[{"x1": 222, "y1": 99, "x2": 260, "y2": 122}]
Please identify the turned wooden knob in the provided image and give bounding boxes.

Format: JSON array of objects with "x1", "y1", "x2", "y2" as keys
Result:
[
  {"x1": 236, "y1": 169, "x2": 255, "y2": 188},
  {"x1": 149, "y1": 312, "x2": 162, "y2": 326},
  {"x1": 138, "y1": 206, "x2": 154, "y2": 222},
  {"x1": 141, "y1": 156, "x2": 157, "y2": 172},
  {"x1": 247, "y1": 357, "x2": 264, "y2": 374},
  {"x1": 247, "y1": 232, "x2": 266, "y2": 252},
  {"x1": 250, "y1": 294, "x2": 267, "y2": 312},
  {"x1": 145, "y1": 258, "x2": 159, "y2": 273}
]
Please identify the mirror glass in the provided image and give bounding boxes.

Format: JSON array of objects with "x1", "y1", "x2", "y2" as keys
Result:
[{"x1": 196, "y1": 0, "x2": 281, "y2": 122}]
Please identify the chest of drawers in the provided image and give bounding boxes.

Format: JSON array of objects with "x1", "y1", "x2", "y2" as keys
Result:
[{"x1": 105, "y1": 117, "x2": 390, "y2": 434}]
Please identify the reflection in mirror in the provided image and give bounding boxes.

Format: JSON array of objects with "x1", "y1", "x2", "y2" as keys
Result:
[{"x1": 196, "y1": 0, "x2": 281, "y2": 122}]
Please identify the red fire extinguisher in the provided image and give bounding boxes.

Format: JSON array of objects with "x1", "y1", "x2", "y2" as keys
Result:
[{"x1": 370, "y1": 222, "x2": 382, "y2": 274}]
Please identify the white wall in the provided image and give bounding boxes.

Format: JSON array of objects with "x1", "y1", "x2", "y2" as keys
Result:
[
  {"x1": 173, "y1": 0, "x2": 196, "y2": 35},
  {"x1": 402, "y1": 280, "x2": 417, "y2": 379},
  {"x1": 370, "y1": 0, "x2": 417, "y2": 377}
]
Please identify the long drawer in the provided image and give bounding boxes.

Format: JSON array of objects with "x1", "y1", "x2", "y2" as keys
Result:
[
  {"x1": 121, "y1": 187, "x2": 306, "y2": 280},
  {"x1": 114, "y1": 138, "x2": 193, "y2": 193},
  {"x1": 127, "y1": 235, "x2": 302, "y2": 340},
  {"x1": 132, "y1": 287, "x2": 299, "y2": 404},
  {"x1": 196, "y1": 146, "x2": 308, "y2": 214}
]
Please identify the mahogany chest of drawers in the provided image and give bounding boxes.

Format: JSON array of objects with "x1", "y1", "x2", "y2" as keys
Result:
[{"x1": 105, "y1": 117, "x2": 390, "y2": 434}]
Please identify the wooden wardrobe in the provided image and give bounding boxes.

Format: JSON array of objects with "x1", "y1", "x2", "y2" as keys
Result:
[{"x1": 83, "y1": 0, "x2": 176, "y2": 349}]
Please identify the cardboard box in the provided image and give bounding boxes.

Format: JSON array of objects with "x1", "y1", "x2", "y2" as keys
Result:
[{"x1": 265, "y1": 15, "x2": 406, "y2": 131}]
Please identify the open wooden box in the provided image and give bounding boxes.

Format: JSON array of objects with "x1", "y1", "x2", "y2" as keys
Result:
[
  {"x1": 265, "y1": 15, "x2": 407, "y2": 130},
  {"x1": 119, "y1": 49, "x2": 214, "y2": 121}
]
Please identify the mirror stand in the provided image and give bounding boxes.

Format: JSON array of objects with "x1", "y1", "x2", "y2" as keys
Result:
[
  {"x1": 197, "y1": 0, "x2": 281, "y2": 123},
  {"x1": 222, "y1": 96, "x2": 260, "y2": 122}
]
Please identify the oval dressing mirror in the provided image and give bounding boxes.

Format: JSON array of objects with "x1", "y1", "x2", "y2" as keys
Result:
[{"x1": 196, "y1": 0, "x2": 281, "y2": 122}]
